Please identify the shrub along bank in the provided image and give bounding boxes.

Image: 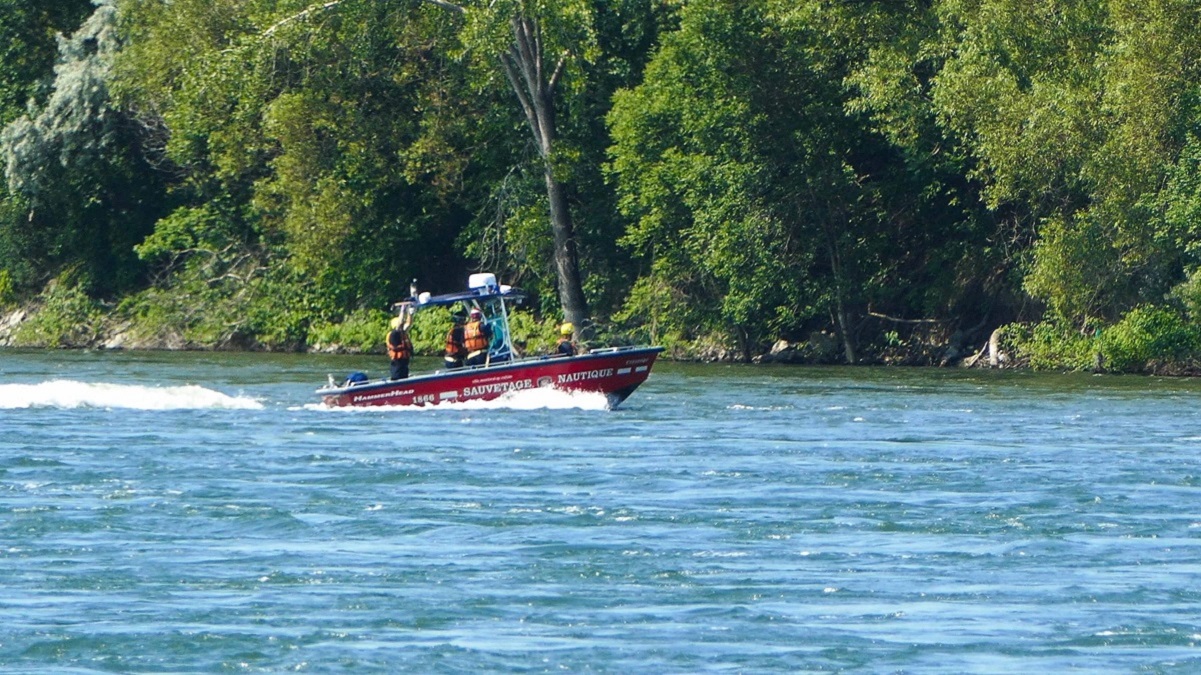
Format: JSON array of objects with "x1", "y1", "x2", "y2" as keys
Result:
[{"x1": 5, "y1": 280, "x2": 1201, "y2": 376}]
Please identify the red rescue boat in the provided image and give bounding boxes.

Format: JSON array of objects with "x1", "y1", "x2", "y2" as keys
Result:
[{"x1": 316, "y1": 274, "x2": 663, "y2": 408}]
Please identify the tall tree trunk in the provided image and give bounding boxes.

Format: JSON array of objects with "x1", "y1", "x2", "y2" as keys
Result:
[
  {"x1": 821, "y1": 221, "x2": 856, "y2": 365},
  {"x1": 545, "y1": 168, "x2": 588, "y2": 330},
  {"x1": 500, "y1": 14, "x2": 588, "y2": 333}
]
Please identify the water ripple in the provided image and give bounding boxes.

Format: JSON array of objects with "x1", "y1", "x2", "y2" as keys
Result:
[{"x1": 2, "y1": 354, "x2": 1201, "y2": 671}]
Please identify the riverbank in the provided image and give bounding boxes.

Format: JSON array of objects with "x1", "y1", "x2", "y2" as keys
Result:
[
  {"x1": 9, "y1": 295, "x2": 1201, "y2": 375},
  {"x1": 0, "y1": 300, "x2": 1018, "y2": 369}
]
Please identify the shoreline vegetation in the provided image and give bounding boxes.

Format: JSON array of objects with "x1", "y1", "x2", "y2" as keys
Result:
[
  {"x1": 6, "y1": 3, "x2": 1201, "y2": 377},
  {"x1": 4, "y1": 291, "x2": 1199, "y2": 377}
]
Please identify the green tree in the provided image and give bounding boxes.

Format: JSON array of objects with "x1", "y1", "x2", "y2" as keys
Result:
[
  {"x1": 843, "y1": 1, "x2": 1015, "y2": 334},
  {"x1": 0, "y1": 0, "x2": 99, "y2": 290},
  {"x1": 932, "y1": 0, "x2": 1201, "y2": 329},
  {"x1": 114, "y1": 0, "x2": 475, "y2": 334},
  {"x1": 460, "y1": 0, "x2": 676, "y2": 322},
  {"x1": 609, "y1": 1, "x2": 854, "y2": 359},
  {"x1": 609, "y1": 0, "x2": 1003, "y2": 361},
  {"x1": 0, "y1": 0, "x2": 93, "y2": 127},
  {"x1": 1, "y1": 0, "x2": 167, "y2": 296},
  {"x1": 209, "y1": 0, "x2": 673, "y2": 334},
  {"x1": 403, "y1": 0, "x2": 611, "y2": 335}
]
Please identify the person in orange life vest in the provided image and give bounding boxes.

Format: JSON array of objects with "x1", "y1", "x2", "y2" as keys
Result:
[
  {"x1": 444, "y1": 310, "x2": 467, "y2": 369},
  {"x1": 386, "y1": 310, "x2": 414, "y2": 380},
  {"x1": 555, "y1": 322, "x2": 577, "y2": 357},
  {"x1": 463, "y1": 307, "x2": 492, "y2": 367}
]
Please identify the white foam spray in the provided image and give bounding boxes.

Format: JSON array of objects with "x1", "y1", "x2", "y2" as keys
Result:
[{"x1": 0, "y1": 380, "x2": 263, "y2": 410}]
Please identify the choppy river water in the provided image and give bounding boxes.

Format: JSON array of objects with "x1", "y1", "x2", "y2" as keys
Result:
[{"x1": 1, "y1": 349, "x2": 1200, "y2": 672}]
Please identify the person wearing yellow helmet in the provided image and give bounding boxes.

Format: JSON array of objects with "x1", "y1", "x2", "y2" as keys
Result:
[
  {"x1": 555, "y1": 322, "x2": 576, "y2": 357},
  {"x1": 386, "y1": 309, "x2": 414, "y2": 380}
]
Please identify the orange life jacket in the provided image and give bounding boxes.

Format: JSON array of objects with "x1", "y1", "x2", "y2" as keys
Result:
[
  {"x1": 463, "y1": 320, "x2": 489, "y2": 353},
  {"x1": 387, "y1": 329, "x2": 412, "y2": 360},
  {"x1": 445, "y1": 326, "x2": 465, "y2": 358}
]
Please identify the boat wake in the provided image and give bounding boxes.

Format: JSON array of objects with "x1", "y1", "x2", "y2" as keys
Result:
[
  {"x1": 0, "y1": 380, "x2": 264, "y2": 410},
  {"x1": 299, "y1": 386, "x2": 610, "y2": 412}
]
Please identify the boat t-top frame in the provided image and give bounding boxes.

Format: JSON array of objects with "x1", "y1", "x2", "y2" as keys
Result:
[{"x1": 393, "y1": 273, "x2": 525, "y2": 364}]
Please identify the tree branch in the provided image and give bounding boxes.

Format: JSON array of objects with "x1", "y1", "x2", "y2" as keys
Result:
[
  {"x1": 511, "y1": 16, "x2": 540, "y2": 98},
  {"x1": 866, "y1": 309, "x2": 947, "y2": 324},
  {"x1": 264, "y1": 0, "x2": 466, "y2": 39},
  {"x1": 529, "y1": 16, "x2": 544, "y2": 91},
  {"x1": 263, "y1": 0, "x2": 344, "y2": 37},
  {"x1": 500, "y1": 54, "x2": 542, "y2": 152},
  {"x1": 418, "y1": 0, "x2": 466, "y2": 14},
  {"x1": 548, "y1": 53, "x2": 567, "y2": 91}
]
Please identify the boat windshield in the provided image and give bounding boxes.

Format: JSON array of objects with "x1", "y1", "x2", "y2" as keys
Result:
[{"x1": 475, "y1": 296, "x2": 515, "y2": 362}]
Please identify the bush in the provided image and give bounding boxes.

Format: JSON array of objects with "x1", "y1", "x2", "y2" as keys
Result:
[
  {"x1": 238, "y1": 273, "x2": 314, "y2": 351},
  {"x1": 0, "y1": 270, "x2": 15, "y2": 308},
  {"x1": 508, "y1": 310, "x2": 562, "y2": 356},
  {"x1": 12, "y1": 276, "x2": 102, "y2": 347},
  {"x1": 1097, "y1": 305, "x2": 1201, "y2": 373},
  {"x1": 308, "y1": 308, "x2": 392, "y2": 353},
  {"x1": 1171, "y1": 269, "x2": 1201, "y2": 323},
  {"x1": 116, "y1": 256, "x2": 274, "y2": 349},
  {"x1": 1007, "y1": 320, "x2": 1098, "y2": 371},
  {"x1": 409, "y1": 306, "x2": 454, "y2": 356},
  {"x1": 1010, "y1": 307, "x2": 1201, "y2": 373}
]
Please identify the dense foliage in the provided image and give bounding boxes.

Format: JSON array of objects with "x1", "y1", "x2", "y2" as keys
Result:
[{"x1": 3, "y1": 0, "x2": 1201, "y2": 371}]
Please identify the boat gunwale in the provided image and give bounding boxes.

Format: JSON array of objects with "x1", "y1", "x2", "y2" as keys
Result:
[{"x1": 315, "y1": 345, "x2": 664, "y2": 396}]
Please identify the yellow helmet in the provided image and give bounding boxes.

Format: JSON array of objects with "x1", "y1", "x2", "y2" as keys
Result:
[
  {"x1": 560, "y1": 322, "x2": 574, "y2": 336},
  {"x1": 390, "y1": 316, "x2": 403, "y2": 330}
]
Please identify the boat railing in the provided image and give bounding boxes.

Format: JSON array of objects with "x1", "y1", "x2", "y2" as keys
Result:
[{"x1": 585, "y1": 346, "x2": 646, "y2": 355}]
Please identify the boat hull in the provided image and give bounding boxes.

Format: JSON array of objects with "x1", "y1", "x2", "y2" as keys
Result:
[{"x1": 317, "y1": 346, "x2": 664, "y2": 408}]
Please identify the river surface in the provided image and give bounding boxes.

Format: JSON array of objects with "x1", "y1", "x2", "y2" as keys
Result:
[{"x1": 1, "y1": 349, "x2": 1200, "y2": 673}]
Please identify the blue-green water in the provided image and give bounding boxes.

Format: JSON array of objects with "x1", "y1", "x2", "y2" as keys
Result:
[{"x1": 2, "y1": 349, "x2": 1200, "y2": 672}]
